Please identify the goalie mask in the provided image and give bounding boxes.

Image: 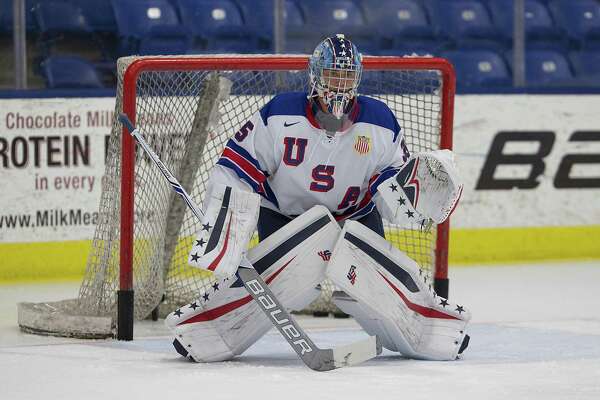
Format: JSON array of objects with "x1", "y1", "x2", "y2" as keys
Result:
[{"x1": 309, "y1": 34, "x2": 363, "y2": 120}]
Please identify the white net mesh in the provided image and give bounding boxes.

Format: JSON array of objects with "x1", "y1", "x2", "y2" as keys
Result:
[{"x1": 18, "y1": 55, "x2": 452, "y2": 337}]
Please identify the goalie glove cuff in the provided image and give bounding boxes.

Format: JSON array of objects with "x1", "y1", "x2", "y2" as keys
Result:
[{"x1": 377, "y1": 150, "x2": 463, "y2": 227}]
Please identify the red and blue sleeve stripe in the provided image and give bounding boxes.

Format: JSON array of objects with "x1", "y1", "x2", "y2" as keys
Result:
[{"x1": 216, "y1": 139, "x2": 279, "y2": 208}]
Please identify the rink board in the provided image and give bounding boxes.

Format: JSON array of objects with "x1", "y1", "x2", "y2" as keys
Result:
[
  {"x1": 2, "y1": 225, "x2": 600, "y2": 282},
  {"x1": 0, "y1": 95, "x2": 599, "y2": 281}
]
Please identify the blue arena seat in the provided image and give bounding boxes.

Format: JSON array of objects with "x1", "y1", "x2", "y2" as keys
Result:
[
  {"x1": 0, "y1": 0, "x2": 11, "y2": 34},
  {"x1": 34, "y1": 1, "x2": 91, "y2": 36},
  {"x1": 111, "y1": 0, "x2": 191, "y2": 55},
  {"x1": 548, "y1": 0, "x2": 600, "y2": 49},
  {"x1": 441, "y1": 49, "x2": 512, "y2": 88},
  {"x1": 41, "y1": 56, "x2": 104, "y2": 89},
  {"x1": 297, "y1": 0, "x2": 378, "y2": 54},
  {"x1": 569, "y1": 50, "x2": 600, "y2": 81},
  {"x1": 235, "y1": 0, "x2": 307, "y2": 52},
  {"x1": 425, "y1": 0, "x2": 504, "y2": 49},
  {"x1": 33, "y1": 1, "x2": 112, "y2": 60},
  {"x1": 524, "y1": 49, "x2": 574, "y2": 85},
  {"x1": 71, "y1": 0, "x2": 117, "y2": 34},
  {"x1": 487, "y1": 0, "x2": 567, "y2": 49},
  {"x1": 0, "y1": 0, "x2": 38, "y2": 33},
  {"x1": 358, "y1": 0, "x2": 441, "y2": 55},
  {"x1": 176, "y1": 0, "x2": 258, "y2": 53}
]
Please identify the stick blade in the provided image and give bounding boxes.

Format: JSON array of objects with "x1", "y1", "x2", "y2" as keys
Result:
[{"x1": 331, "y1": 335, "x2": 382, "y2": 369}]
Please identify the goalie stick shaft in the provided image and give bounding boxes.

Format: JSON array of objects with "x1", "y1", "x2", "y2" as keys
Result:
[
  {"x1": 119, "y1": 114, "x2": 204, "y2": 221},
  {"x1": 119, "y1": 113, "x2": 381, "y2": 371}
]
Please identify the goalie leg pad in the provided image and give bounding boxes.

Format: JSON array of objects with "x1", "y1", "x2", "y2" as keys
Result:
[
  {"x1": 326, "y1": 220, "x2": 471, "y2": 361},
  {"x1": 165, "y1": 205, "x2": 341, "y2": 362}
]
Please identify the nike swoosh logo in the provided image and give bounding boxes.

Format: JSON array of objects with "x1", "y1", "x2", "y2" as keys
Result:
[{"x1": 284, "y1": 121, "x2": 300, "y2": 127}]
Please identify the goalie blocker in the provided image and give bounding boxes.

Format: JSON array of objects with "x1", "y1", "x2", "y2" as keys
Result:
[{"x1": 188, "y1": 183, "x2": 260, "y2": 278}]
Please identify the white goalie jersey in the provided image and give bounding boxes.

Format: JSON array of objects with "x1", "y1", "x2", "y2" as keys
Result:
[{"x1": 208, "y1": 92, "x2": 411, "y2": 221}]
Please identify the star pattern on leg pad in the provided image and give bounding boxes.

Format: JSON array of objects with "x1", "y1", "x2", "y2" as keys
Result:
[
  {"x1": 202, "y1": 293, "x2": 210, "y2": 302},
  {"x1": 455, "y1": 305, "x2": 465, "y2": 314},
  {"x1": 190, "y1": 253, "x2": 200, "y2": 262},
  {"x1": 189, "y1": 302, "x2": 199, "y2": 310},
  {"x1": 389, "y1": 183, "x2": 398, "y2": 192},
  {"x1": 405, "y1": 210, "x2": 414, "y2": 218},
  {"x1": 195, "y1": 238, "x2": 206, "y2": 247},
  {"x1": 212, "y1": 282, "x2": 219, "y2": 292},
  {"x1": 173, "y1": 309, "x2": 183, "y2": 317},
  {"x1": 397, "y1": 197, "x2": 406, "y2": 205},
  {"x1": 202, "y1": 223, "x2": 212, "y2": 232},
  {"x1": 440, "y1": 299, "x2": 449, "y2": 307}
]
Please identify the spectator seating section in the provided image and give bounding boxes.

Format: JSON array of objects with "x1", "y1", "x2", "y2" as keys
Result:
[
  {"x1": 33, "y1": 1, "x2": 109, "y2": 59},
  {"x1": 548, "y1": 0, "x2": 600, "y2": 49},
  {"x1": 111, "y1": 0, "x2": 191, "y2": 55},
  {"x1": 175, "y1": 0, "x2": 259, "y2": 53},
  {"x1": 236, "y1": 0, "x2": 306, "y2": 52},
  {"x1": 34, "y1": 1, "x2": 92, "y2": 37},
  {"x1": 0, "y1": 0, "x2": 38, "y2": 33},
  {"x1": 0, "y1": 0, "x2": 11, "y2": 34},
  {"x1": 71, "y1": 0, "x2": 118, "y2": 34},
  {"x1": 359, "y1": 0, "x2": 440, "y2": 55},
  {"x1": 569, "y1": 49, "x2": 600, "y2": 82},
  {"x1": 441, "y1": 49, "x2": 512, "y2": 88},
  {"x1": 523, "y1": 49, "x2": 574, "y2": 85},
  {"x1": 3, "y1": 0, "x2": 600, "y2": 90},
  {"x1": 425, "y1": 0, "x2": 504, "y2": 49},
  {"x1": 487, "y1": 0, "x2": 567, "y2": 49},
  {"x1": 41, "y1": 55, "x2": 104, "y2": 88},
  {"x1": 296, "y1": 0, "x2": 378, "y2": 54}
]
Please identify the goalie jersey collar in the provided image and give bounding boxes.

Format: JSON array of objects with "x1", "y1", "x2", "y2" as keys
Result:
[{"x1": 259, "y1": 92, "x2": 400, "y2": 139}]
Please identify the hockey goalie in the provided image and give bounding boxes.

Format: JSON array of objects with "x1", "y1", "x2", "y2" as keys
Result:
[{"x1": 165, "y1": 34, "x2": 471, "y2": 363}]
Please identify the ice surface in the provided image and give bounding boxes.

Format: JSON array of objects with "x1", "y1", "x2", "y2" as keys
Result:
[{"x1": 1, "y1": 262, "x2": 599, "y2": 400}]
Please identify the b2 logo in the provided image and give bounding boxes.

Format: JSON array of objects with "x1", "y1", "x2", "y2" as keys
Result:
[{"x1": 476, "y1": 131, "x2": 600, "y2": 190}]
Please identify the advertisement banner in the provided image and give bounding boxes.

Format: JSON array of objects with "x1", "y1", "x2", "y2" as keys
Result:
[
  {"x1": 0, "y1": 94, "x2": 598, "y2": 279},
  {"x1": 452, "y1": 95, "x2": 600, "y2": 229},
  {"x1": 0, "y1": 98, "x2": 114, "y2": 243}
]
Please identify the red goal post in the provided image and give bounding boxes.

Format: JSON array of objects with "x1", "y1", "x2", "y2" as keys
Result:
[
  {"x1": 117, "y1": 55, "x2": 455, "y2": 340},
  {"x1": 16, "y1": 54, "x2": 455, "y2": 341}
]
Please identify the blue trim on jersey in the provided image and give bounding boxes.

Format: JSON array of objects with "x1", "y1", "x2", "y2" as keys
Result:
[
  {"x1": 369, "y1": 166, "x2": 401, "y2": 196},
  {"x1": 259, "y1": 92, "x2": 308, "y2": 126},
  {"x1": 262, "y1": 181, "x2": 280, "y2": 209},
  {"x1": 224, "y1": 139, "x2": 263, "y2": 173},
  {"x1": 216, "y1": 158, "x2": 260, "y2": 191},
  {"x1": 347, "y1": 201, "x2": 376, "y2": 220},
  {"x1": 355, "y1": 96, "x2": 402, "y2": 142},
  {"x1": 334, "y1": 196, "x2": 376, "y2": 221},
  {"x1": 215, "y1": 159, "x2": 279, "y2": 208}
]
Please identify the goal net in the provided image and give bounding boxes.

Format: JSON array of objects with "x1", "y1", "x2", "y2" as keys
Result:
[{"x1": 18, "y1": 55, "x2": 455, "y2": 339}]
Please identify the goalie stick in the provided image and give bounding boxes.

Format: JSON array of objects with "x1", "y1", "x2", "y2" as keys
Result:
[{"x1": 119, "y1": 113, "x2": 381, "y2": 371}]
